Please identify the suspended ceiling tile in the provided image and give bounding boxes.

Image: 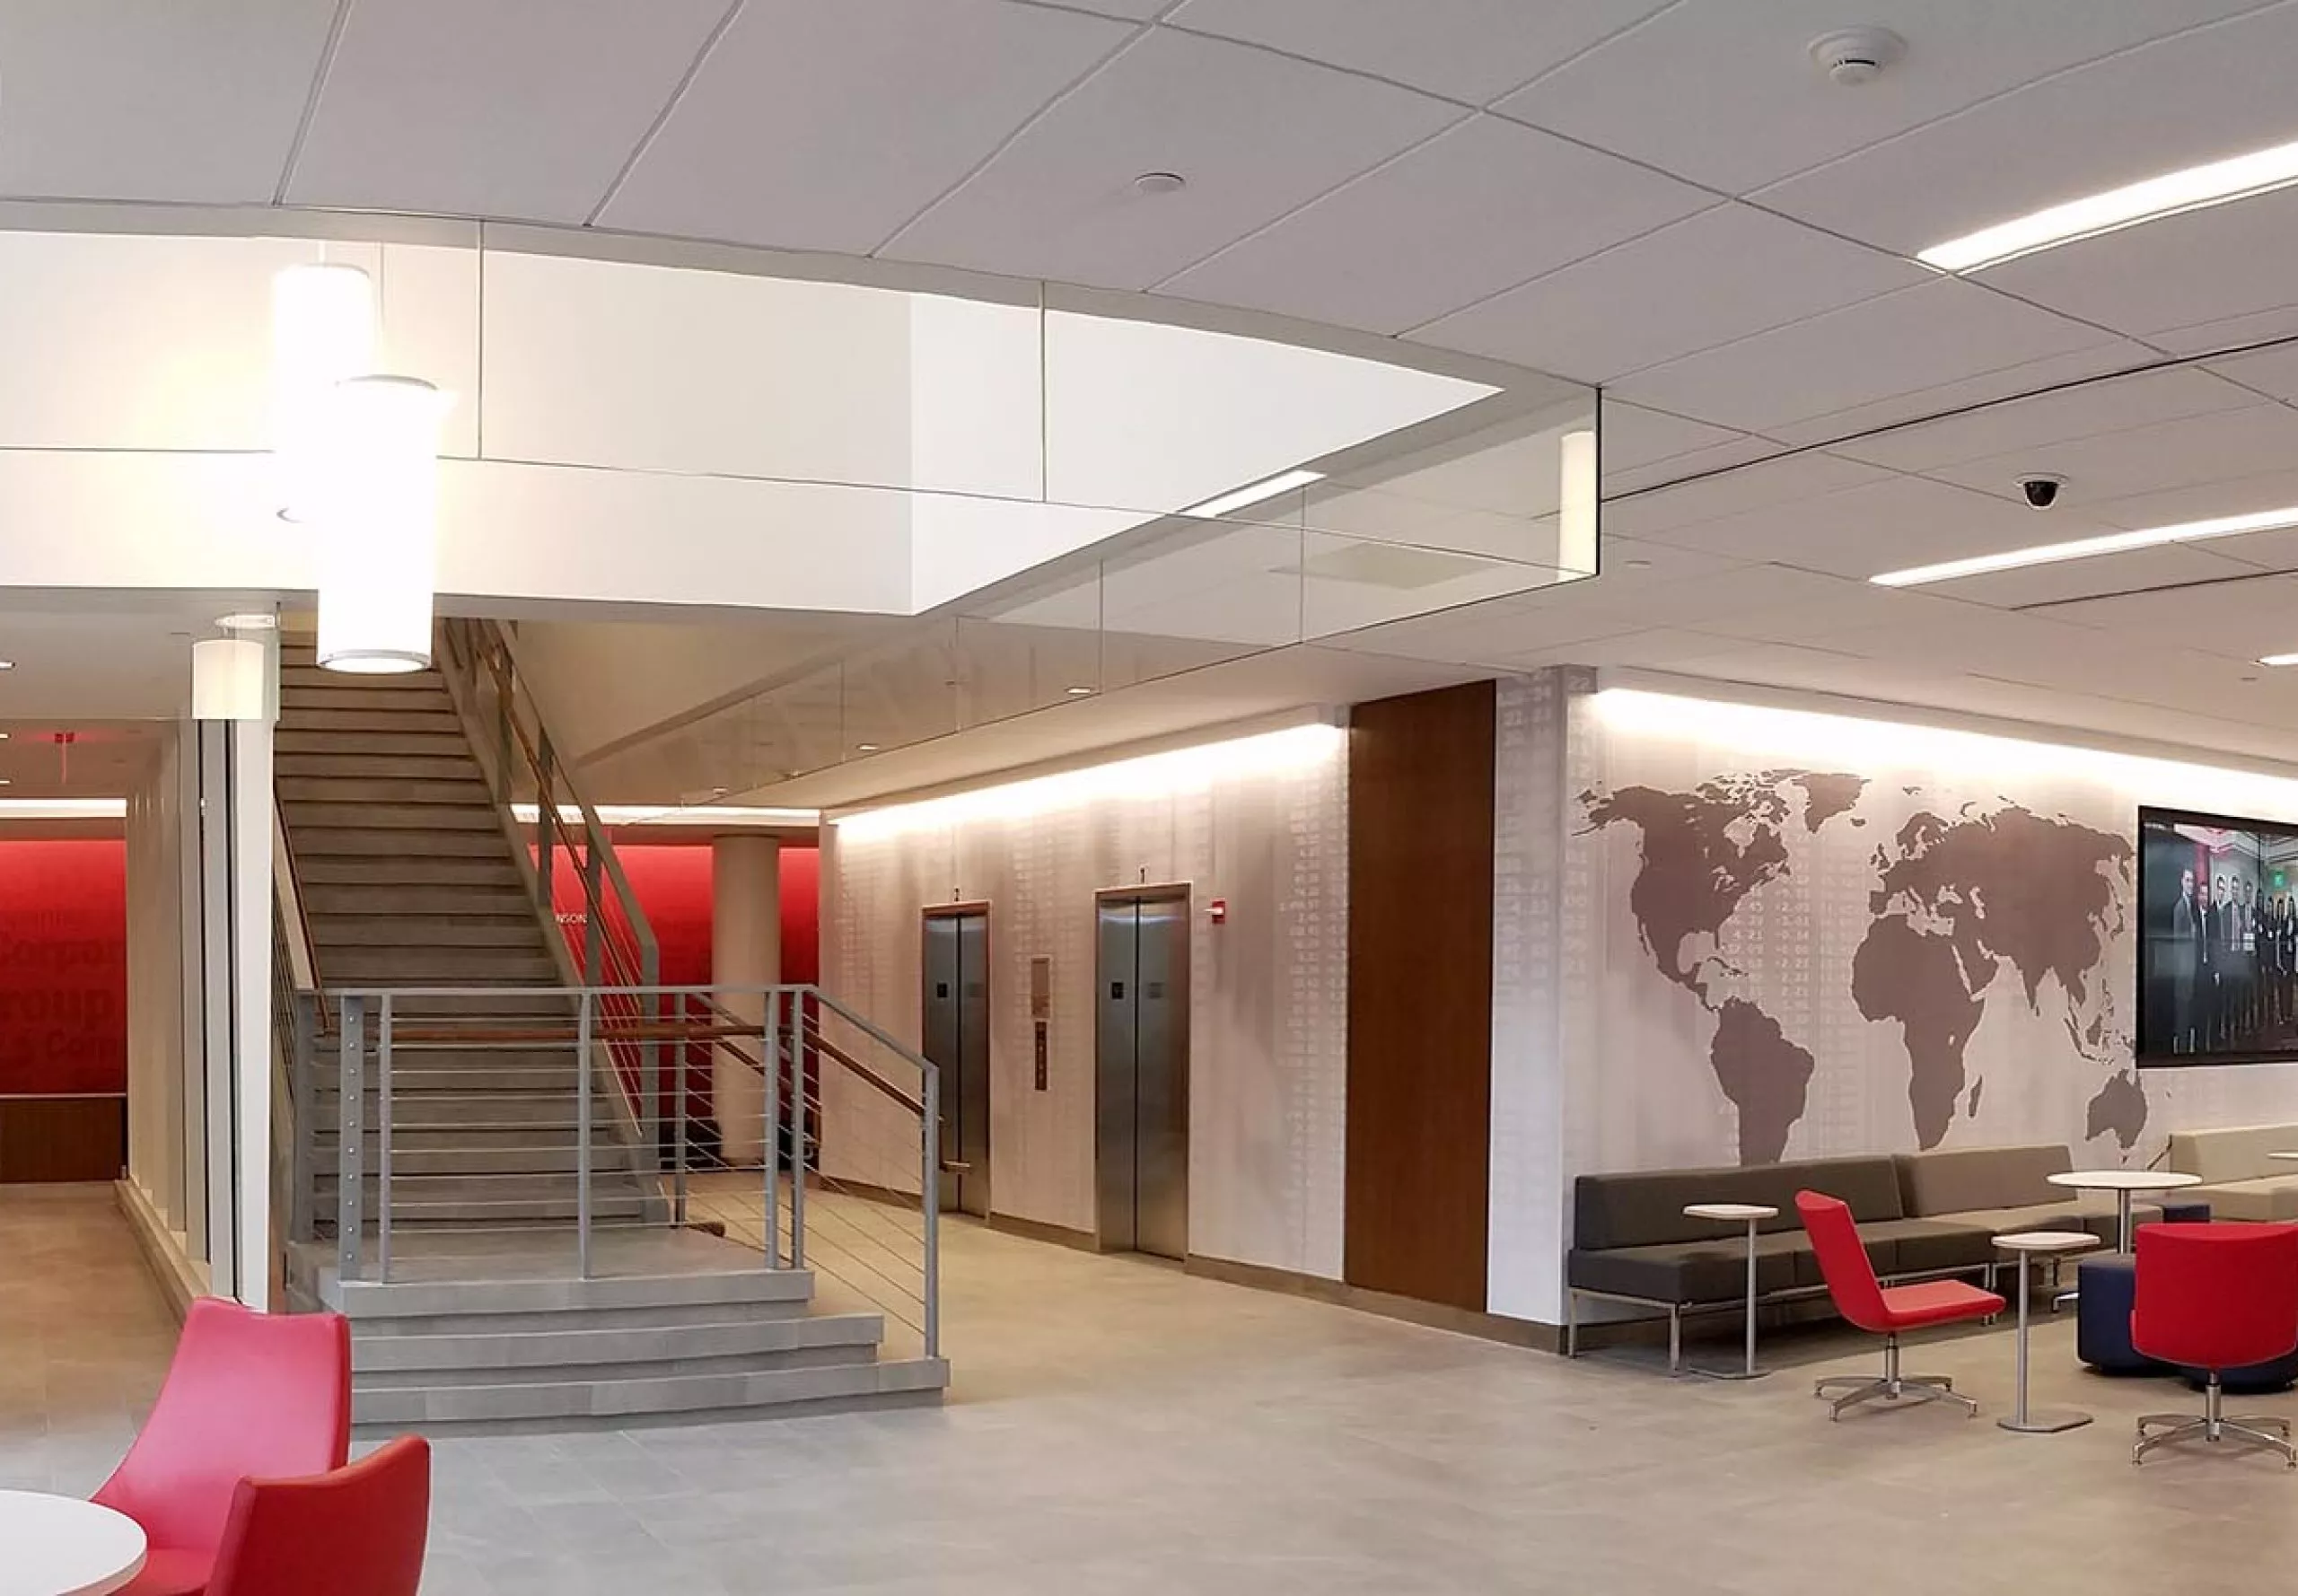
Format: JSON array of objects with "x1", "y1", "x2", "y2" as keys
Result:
[
  {"x1": 1827, "y1": 365, "x2": 2262, "y2": 471},
  {"x1": 1602, "y1": 450, "x2": 1890, "y2": 539},
  {"x1": 879, "y1": 28, "x2": 1461, "y2": 290},
  {"x1": 1160, "y1": 116, "x2": 1707, "y2": 334},
  {"x1": 1495, "y1": 0, "x2": 2267, "y2": 196},
  {"x1": 1979, "y1": 185, "x2": 2298, "y2": 341},
  {"x1": 1759, "y1": 338, "x2": 2156, "y2": 451},
  {"x1": 1651, "y1": 471, "x2": 2101, "y2": 577},
  {"x1": 2083, "y1": 465, "x2": 2298, "y2": 539},
  {"x1": 1411, "y1": 202, "x2": 1925, "y2": 381},
  {"x1": 1610, "y1": 279, "x2": 2118, "y2": 435},
  {"x1": 286, "y1": 0, "x2": 731, "y2": 222},
  {"x1": 601, "y1": 0, "x2": 1133, "y2": 254},
  {"x1": 1921, "y1": 403, "x2": 2298, "y2": 508},
  {"x1": 1601, "y1": 434, "x2": 1782, "y2": 496},
  {"x1": 1163, "y1": 0, "x2": 1674, "y2": 105},
  {"x1": 0, "y1": 0, "x2": 339, "y2": 203},
  {"x1": 1760, "y1": 2, "x2": 2298, "y2": 254},
  {"x1": 1599, "y1": 405, "x2": 1750, "y2": 478}
]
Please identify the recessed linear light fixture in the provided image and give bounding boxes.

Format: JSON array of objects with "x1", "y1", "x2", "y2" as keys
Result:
[
  {"x1": 1065, "y1": 686, "x2": 1096, "y2": 697},
  {"x1": 1871, "y1": 504, "x2": 2298, "y2": 588},
  {"x1": 855, "y1": 743, "x2": 881, "y2": 753},
  {"x1": 215, "y1": 612, "x2": 278, "y2": 631},
  {"x1": 1920, "y1": 136, "x2": 2298, "y2": 272},
  {"x1": 1180, "y1": 469, "x2": 1327, "y2": 521},
  {"x1": 2259, "y1": 653, "x2": 2298, "y2": 668}
]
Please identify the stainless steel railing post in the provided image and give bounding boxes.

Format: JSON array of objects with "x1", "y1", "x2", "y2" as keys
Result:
[
  {"x1": 787, "y1": 989, "x2": 806, "y2": 1272},
  {"x1": 761, "y1": 987, "x2": 779, "y2": 1269},
  {"x1": 376, "y1": 994, "x2": 394, "y2": 1285},
  {"x1": 672, "y1": 991, "x2": 689, "y2": 1228},
  {"x1": 292, "y1": 991, "x2": 316, "y2": 1246},
  {"x1": 576, "y1": 989, "x2": 594, "y2": 1280},
  {"x1": 922, "y1": 1051, "x2": 941, "y2": 1361},
  {"x1": 336, "y1": 995, "x2": 364, "y2": 1284}
]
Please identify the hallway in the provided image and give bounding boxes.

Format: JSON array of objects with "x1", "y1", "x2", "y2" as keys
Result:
[{"x1": 15, "y1": 1185, "x2": 2298, "y2": 1595}]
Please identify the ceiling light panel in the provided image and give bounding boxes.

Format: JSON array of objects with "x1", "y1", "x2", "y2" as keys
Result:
[
  {"x1": 1920, "y1": 136, "x2": 2298, "y2": 272},
  {"x1": 1872, "y1": 504, "x2": 2298, "y2": 587}
]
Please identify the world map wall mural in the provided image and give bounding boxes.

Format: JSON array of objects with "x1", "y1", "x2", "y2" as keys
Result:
[{"x1": 1581, "y1": 760, "x2": 2146, "y2": 1167}]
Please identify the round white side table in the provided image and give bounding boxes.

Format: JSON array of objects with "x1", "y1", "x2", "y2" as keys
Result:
[
  {"x1": 1683, "y1": 1202, "x2": 1778, "y2": 1381},
  {"x1": 0, "y1": 1492, "x2": 146, "y2": 1596},
  {"x1": 2047, "y1": 1170, "x2": 2202, "y2": 1252},
  {"x1": 1993, "y1": 1230, "x2": 2101, "y2": 1434}
]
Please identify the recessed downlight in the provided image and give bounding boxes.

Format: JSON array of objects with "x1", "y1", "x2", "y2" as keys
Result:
[
  {"x1": 1871, "y1": 504, "x2": 2298, "y2": 588},
  {"x1": 1135, "y1": 171, "x2": 1187, "y2": 196},
  {"x1": 1066, "y1": 686, "x2": 1096, "y2": 697},
  {"x1": 855, "y1": 743, "x2": 881, "y2": 753},
  {"x1": 1920, "y1": 135, "x2": 2298, "y2": 272}
]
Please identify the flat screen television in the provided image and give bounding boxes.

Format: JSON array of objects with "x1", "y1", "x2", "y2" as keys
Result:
[{"x1": 2138, "y1": 805, "x2": 2298, "y2": 1066}]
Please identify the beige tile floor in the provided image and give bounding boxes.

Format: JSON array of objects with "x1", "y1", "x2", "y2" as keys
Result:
[{"x1": 14, "y1": 1182, "x2": 2298, "y2": 1595}]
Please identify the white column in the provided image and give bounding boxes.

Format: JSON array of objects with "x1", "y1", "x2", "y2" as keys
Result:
[{"x1": 713, "y1": 836, "x2": 782, "y2": 1165}]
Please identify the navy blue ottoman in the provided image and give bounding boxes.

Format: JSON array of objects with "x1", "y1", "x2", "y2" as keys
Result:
[
  {"x1": 2181, "y1": 1350, "x2": 2298, "y2": 1394},
  {"x1": 2160, "y1": 1200, "x2": 2212, "y2": 1224},
  {"x1": 2075, "y1": 1255, "x2": 2160, "y2": 1373}
]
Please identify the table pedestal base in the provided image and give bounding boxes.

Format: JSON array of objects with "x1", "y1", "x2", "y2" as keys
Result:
[
  {"x1": 1688, "y1": 1364, "x2": 1772, "y2": 1382},
  {"x1": 1998, "y1": 1407, "x2": 2092, "y2": 1434}
]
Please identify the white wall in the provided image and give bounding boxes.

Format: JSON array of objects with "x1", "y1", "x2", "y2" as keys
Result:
[
  {"x1": 1495, "y1": 671, "x2": 2298, "y2": 1323},
  {"x1": 124, "y1": 724, "x2": 207, "y2": 1289},
  {"x1": 820, "y1": 723, "x2": 1348, "y2": 1277}
]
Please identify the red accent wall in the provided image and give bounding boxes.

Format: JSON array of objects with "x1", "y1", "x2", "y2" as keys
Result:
[
  {"x1": 0, "y1": 839, "x2": 127, "y2": 1096},
  {"x1": 537, "y1": 843, "x2": 820, "y2": 1123}
]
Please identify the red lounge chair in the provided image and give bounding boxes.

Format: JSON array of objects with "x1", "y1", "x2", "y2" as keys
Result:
[
  {"x1": 206, "y1": 1437, "x2": 429, "y2": 1596},
  {"x1": 2131, "y1": 1221, "x2": 2298, "y2": 1467},
  {"x1": 1797, "y1": 1189, "x2": 2005, "y2": 1419},
  {"x1": 94, "y1": 1300, "x2": 353, "y2": 1596}
]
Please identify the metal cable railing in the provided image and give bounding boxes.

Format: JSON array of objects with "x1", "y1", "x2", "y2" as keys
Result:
[{"x1": 311, "y1": 984, "x2": 942, "y2": 1359}]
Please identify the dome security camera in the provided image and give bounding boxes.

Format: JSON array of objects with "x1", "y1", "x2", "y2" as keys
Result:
[{"x1": 2019, "y1": 474, "x2": 2066, "y2": 510}]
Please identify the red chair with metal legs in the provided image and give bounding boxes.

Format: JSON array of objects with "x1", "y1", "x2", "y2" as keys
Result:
[
  {"x1": 205, "y1": 1437, "x2": 430, "y2": 1596},
  {"x1": 2130, "y1": 1221, "x2": 2298, "y2": 1467},
  {"x1": 93, "y1": 1299, "x2": 353, "y2": 1596},
  {"x1": 1796, "y1": 1189, "x2": 2005, "y2": 1419}
]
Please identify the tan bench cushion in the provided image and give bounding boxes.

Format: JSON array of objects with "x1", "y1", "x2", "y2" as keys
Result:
[
  {"x1": 2169, "y1": 1124, "x2": 2298, "y2": 1184},
  {"x1": 2183, "y1": 1177, "x2": 2298, "y2": 1222}
]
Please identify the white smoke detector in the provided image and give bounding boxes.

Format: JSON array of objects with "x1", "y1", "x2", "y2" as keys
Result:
[{"x1": 1808, "y1": 26, "x2": 1905, "y2": 85}]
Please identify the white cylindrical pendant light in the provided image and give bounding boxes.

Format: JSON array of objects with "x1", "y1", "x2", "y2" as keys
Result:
[
  {"x1": 311, "y1": 375, "x2": 449, "y2": 675},
  {"x1": 272, "y1": 263, "x2": 376, "y2": 522},
  {"x1": 1558, "y1": 427, "x2": 1597, "y2": 575},
  {"x1": 191, "y1": 638, "x2": 266, "y2": 721}
]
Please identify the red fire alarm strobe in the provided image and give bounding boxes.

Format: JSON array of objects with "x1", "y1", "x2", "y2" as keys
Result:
[{"x1": 1208, "y1": 899, "x2": 1228, "y2": 925}]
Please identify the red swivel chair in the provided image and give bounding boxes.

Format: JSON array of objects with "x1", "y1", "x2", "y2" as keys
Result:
[
  {"x1": 205, "y1": 1437, "x2": 430, "y2": 1596},
  {"x1": 2130, "y1": 1221, "x2": 2298, "y2": 1467},
  {"x1": 1797, "y1": 1189, "x2": 2005, "y2": 1420},
  {"x1": 94, "y1": 1299, "x2": 353, "y2": 1596}
]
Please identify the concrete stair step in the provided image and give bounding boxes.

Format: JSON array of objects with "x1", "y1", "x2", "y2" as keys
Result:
[
  {"x1": 279, "y1": 776, "x2": 491, "y2": 806},
  {"x1": 321, "y1": 949, "x2": 563, "y2": 981},
  {"x1": 310, "y1": 1144, "x2": 615, "y2": 1177},
  {"x1": 311, "y1": 915, "x2": 543, "y2": 948},
  {"x1": 296, "y1": 862, "x2": 527, "y2": 893},
  {"x1": 316, "y1": 1171, "x2": 649, "y2": 1202},
  {"x1": 277, "y1": 708, "x2": 464, "y2": 734},
  {"x1": 303, "y1": 882, "x2": 535, "y2": 916},
  {"x1": 313, "y1": 1065, "x2": 582, "y2": 1093},
  {"x1": 317, "y1": 1093, "x2": 612, "y2": 1128},
  {"x1": 327, "y1": 994, "x2": 578, "y2": 1020},
  {"x1": 349, "y1": 1355, "x2": 947, "y2": 1425},
  {"x1": 285, "y1": 802, "x2": 503, "y2": 832},
  {"x1": 291, "y1": 829, "x2": 512, "y2": 859},
  {"x1": 281, "y1": 686, "x2": 455, "y2": 715},
  {"x1": 348, "y1": 1313, "x2": 881, "y2": 1377},
  {"x1": 351, "y1": 1195, "x2": 652, "y2": 1225},
  {"x1": 323, "y1": 1266, "x2": 816, "y2": 1320},
  {"x1": 356, "y1": 1343, "x2": 876, "y2": 1390},
  {"x1": 276, "y1": 732, "x2": 476, "y2": 759},
  {"x1": 281, "y1": 664, "x2": 443, "y2": 691},
  {"x1": 276, "y1": 752, "x2": 481, "y2": 781}
]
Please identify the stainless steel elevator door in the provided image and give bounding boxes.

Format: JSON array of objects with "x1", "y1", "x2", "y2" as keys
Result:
[
  {"x1": 1095, "y1": 892, "x2": 1190, "y2": 1259},
  {"x1": 923, "y1": 911, "x2": 991, "y2": 1217}
]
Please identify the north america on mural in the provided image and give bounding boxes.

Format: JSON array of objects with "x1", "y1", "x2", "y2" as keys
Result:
[{"x1": 1583, "y1": 770, "x2": 2145, "y2": 1164}]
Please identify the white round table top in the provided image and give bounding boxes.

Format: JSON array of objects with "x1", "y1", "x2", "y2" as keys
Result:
[
  {"x1": 1683, "y1": 1202, "x2": 1778, "y2": 1222},
  {"x1": 2048, "y1": 1170, "x2": 2203, "y2": 1192},
  {"x1": 0, "y1": 1492, "x2": 146, "y2": 1596},
  {"x1": 1993, "y1": 1230, "x2": 2103, "y2": 1254}
]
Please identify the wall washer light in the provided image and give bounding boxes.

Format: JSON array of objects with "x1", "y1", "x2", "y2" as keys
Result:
[
  {"x1": 1920, "y1": 136, "x2": 2298, "y2": 272},
  {"x1": 1872, "y1": 504, "x2": 2298, "y2": 587},
  {"x1": 1181, "y1": 469, "x2": 1328, "y2": 521}
]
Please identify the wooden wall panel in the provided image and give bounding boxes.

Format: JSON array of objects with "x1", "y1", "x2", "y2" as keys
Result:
[
  {"x1": 1346, "y1": 681, "x2": 1495, "y2": 1311},
  {"x1": 0, "y1": 1096, "x2": 127, "y2": 1183}
]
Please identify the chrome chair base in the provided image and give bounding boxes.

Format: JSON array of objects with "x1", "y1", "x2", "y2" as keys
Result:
[
  {"x1": 1811, "y1": 1335, "x2": 1979, "y2": 1420},
  {"x1": 2134, "y1": 1385, "x2": 2298, "y2": 1467}
]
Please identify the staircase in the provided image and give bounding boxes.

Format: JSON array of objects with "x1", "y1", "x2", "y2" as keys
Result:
[
  {"x1": 276, "y1": 638, "x2": 651, "y2": 1231},
  {"x1": 276, "y1": 627, "x2": 949, "y2": 1426}
]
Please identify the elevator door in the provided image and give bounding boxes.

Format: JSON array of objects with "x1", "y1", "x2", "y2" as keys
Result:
[
  {"x1": 922, "y1": 911, "x2": 990, "y2": 1217},
  {"x1": 1096, "y1": 892, "x2": 1190, "y2": 1258}
]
